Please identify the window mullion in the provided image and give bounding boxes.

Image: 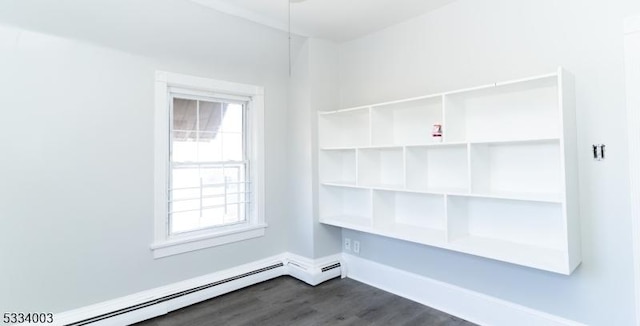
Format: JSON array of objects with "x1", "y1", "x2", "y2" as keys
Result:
[{"x1": 196, "y1": 100, "x2": 203, "y2": 220}]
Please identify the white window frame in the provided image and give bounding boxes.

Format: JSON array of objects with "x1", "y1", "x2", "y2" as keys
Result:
[{"x1": 151, "y1": 71, "x2": 266, "y2": 259}]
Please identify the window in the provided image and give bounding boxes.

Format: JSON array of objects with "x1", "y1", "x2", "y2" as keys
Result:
[
  {"x1": 171, "y1": 97, "x2": 248, "y2": 232},
  {"x1": 152, "y1": 71, "x2": 265, "y2": 258}
]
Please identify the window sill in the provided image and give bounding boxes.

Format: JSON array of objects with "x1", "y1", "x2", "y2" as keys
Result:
[{"x1": 150, "y1": 223, "x2": 267, "y2": 259}]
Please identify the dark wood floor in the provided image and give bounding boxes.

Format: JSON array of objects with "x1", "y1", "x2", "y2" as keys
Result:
[{"x1": 134, "y1": 276, "x2": 476, "y2": 326}]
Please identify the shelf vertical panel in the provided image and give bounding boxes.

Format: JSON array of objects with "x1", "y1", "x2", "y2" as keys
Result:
[{"x1": 559, "y1": 68, "x2": 581, "y2": 273}]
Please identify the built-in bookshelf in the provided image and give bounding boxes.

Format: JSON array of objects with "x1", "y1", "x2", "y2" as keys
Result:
[{"x1": 317, "y1": 67, "x2": 580, "y2": 274}]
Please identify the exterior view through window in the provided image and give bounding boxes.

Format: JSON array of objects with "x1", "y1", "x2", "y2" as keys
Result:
[{"x1": 170, "y1": 97, "x2": 248, "y2": 234}]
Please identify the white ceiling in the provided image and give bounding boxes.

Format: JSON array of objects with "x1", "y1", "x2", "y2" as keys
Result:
[{"x1": 189, "y1": 0, "x2": 457, "y2": 42}]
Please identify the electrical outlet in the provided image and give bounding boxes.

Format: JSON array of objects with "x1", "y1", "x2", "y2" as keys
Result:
[
  {"x1": 344, "y1": 238, "x2": 351, "y2": 251},
  {"x1": 353, "y1": 240, "x2": 360, "y2": 254}
]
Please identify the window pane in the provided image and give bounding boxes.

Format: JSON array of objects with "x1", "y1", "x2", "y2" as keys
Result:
[
  {"x1": 168, "y1": 96, "x2": 248, "y2": 236},
  {"x1": 202, "y1": 196, "x2": 225, "y2": 207},
  {"x1": 224, "y1": 165, "x2": 242, "y2": 192},
  {"x1": 171, "y1": 211, "x2": 200, "y2": 233},
  {"x1": 199, "y1": 101, "x2": 223, "y2": 133},
  {"x1": 169, "y1": 164, "x2": 248, "y2": 234},
  {"x1": 225, "y1": 204, "x2": 241, "y2": 223},
  {"x1": 173, "y1": 98, "x2": 197, "y2": 131},
  {"x1": 172, "y1": 167, "x2": 200, "y2": 189},
  {"x1": 171, "y1": 188, "x2": 200, "y2": 201},
  {"x1": 172, "y1": 130, "x2": 197, "y2": 142},
  {"x1": 198, "y1": 132, "x2": 223, "y2": 162},
  {"x1": 221, "y1": 104, "x2": 243, "y2": 133},
  {"x1": 200, "y1": 167, "x2": 226, "y2": 186},
  {"x1": 222, "y1": 133, "x2": 243, "y2": 161},
  {"x1": 172, "y1": 199, "x2": 200, "y2": 213},
  {"x1": 197, "y1": 101, "x2": 225, "y2": 162},
  {"x1": 202, "y1": 183, "x2": 225, "y2": 197},
  {"x1": 172, "y1": 131, "x2": 198, "y2": 162},
  {"x1": 172, "y1": 98, "x2": 198, "y2": 162},
  {"x1": 201, "y1": 207, "x2": 225, "y2": 228}
]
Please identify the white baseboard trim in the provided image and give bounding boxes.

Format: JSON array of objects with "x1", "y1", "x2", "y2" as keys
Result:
[
  {"x1": 54, "y1": 253, "x2": 582, "y2": 326},
  {"x1": 342, "y1": 254, "x2": 585, "y2": 326},
  {"x1": 55, "y1": 252, "x2": 343, "y2": 326}
]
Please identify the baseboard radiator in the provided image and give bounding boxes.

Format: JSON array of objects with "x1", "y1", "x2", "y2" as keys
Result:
[
  {"x1": 321, "y1": 263, "x2": 341, "y2": 272},
  {"x1": 285, "y1": 256, "x2": 343, "y2": 286},
  {"x1": 58, "y1": 254, "x2": 343, "y2": 326},
  {"x1": 65, "y1": 263, "x2": 284, "y2": 326}
]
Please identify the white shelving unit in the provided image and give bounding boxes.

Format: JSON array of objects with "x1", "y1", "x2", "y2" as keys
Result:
[
  {"x1": 469, "y1": 139, "x2": 562, "y2": 201},
  {"x1": 319, "y1": 149, "x2": 357, "y2": 185},
  {"x1": 406, "y1": 144, "x2": 469, "y2": 193},
  {"x1": 319, "y1": 184, "x2": 372, "y2": 229},
  {"x1": 317, "y1": 67, "x2": 580, "y2": 274},
  {"x1": 358, "y1": 147, "x2": 405, "y2": 188},
  {"x1": 371, "y1": 96, "x2": 442, "y2": 146},
  {"x1": 318, "y1": 108, "x2": 369, "y2": 148}
]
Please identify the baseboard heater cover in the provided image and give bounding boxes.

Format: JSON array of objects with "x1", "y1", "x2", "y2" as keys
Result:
[
  {"x1": 65, "y1": 263, "x2": 284, "y2": 326},
  {"x1": 321, "y1": 263, "x2": 341, "y2": 272},
  {"x1": 285, "y1": 255, "x2": 343, "y2": 286}
]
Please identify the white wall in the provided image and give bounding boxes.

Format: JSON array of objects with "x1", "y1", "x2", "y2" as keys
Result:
[
  {"x1": 338, "y1": 0, "x2": 640, "y2": 324},
  {"x1": 308, "y1": 39, "x2": 343, "y2": 258},
  {"x1": 287, "y1": 37, "x2": 314, "y2": 257},
  {"x1": 0, "y1": 0, "x2": 290, "y2": 313},
  {"x1": 626, "y1": 14, "x2": 640, "y2": 326},
  {"x1": 288, "y1": 37, "x2": 342, "y2": 258},
  {"x1": 3, "y1": 0, "x2": 637, "y2": 323}
]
